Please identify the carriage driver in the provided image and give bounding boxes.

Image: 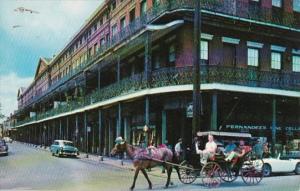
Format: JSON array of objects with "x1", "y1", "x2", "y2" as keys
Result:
[{"x1": 195, "y1": 134, "x2": 217, "y2": 165}]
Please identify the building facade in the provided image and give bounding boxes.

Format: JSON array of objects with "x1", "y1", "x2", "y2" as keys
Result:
[{"x1": 13, "y1": 0, "x2": 300, "y2": 156}]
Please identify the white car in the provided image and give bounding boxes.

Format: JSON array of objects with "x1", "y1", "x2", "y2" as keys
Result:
[
  {"x1": 3, "y1": 137, "x2": 12, "y2": 143},
  {"x1": 263, "y1": 153, "x2": 300, "y2": 176}
]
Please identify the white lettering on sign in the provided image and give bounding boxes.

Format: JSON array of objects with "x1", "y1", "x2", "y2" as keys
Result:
[{"x1": 224, "y1": 125, "x2": 300, "y2": 131}]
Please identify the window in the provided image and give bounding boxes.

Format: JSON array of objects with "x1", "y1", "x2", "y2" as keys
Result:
[
  {"x1": 112, "y1": 24, "x2": 118, "y2": 37},
  {"x1": 129, "y1": 8, "x2": 135, "y2": 23},
  {"x1": 111, "y1": 0, "x2": 116, "y2": 10},
  {"x1": 271, "y1": 52, "x2": 281, "y2": 69},
  {"x1": 100, "y1": 38, "x2": 105, "y2": 46},
  {"x1": 272, "y1": 0, "x2": 282, "y2": 7},
  {"x1": 168, "y1": 44, "x2": 176, "y2": 63},
  {"x1": 200, "y1": 40, "x2": 208, "y2": 60},
  {"x1": 94, "y1": 43, "x2": 98, "y2": 54},
  {"x1": 140, "y1": 0, "x2": 147, "y2": 16},
  {"x1": 153, "y1": 0, "x2": 160, "y2": 7},
  {"x1": 292, "y1": 55, "x2": 300, "y2": 72},
  {"x1": 294, "y1": 0, "x2": 300, "y2": 12},
  {"x1": 247, "y1": 48, "x2": 259, "y2": 66},
  {"x1": 120, "y1": 17, "x2": 126, "y2": 29},
  {"x1": 153, "y1": 53, "x2": 160, "y2": 69}
]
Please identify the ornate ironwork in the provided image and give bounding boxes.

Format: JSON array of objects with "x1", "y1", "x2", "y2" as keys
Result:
[{"x1": 16, "y1": 65, "x2": 300, "y2": 127}]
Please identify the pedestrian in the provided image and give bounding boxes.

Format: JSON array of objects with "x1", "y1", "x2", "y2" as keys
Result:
[
  {"x1": 253, "y1": 139, "x2": 263, "y2": 159},
  {"x1": 263, "y1": 142, "x2": 270, "y2": 158}
]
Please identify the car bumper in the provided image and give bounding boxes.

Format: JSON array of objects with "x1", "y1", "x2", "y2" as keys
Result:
[
  {"x1": 0, "y1": 151, "x2": 8, "y2": 155},
  {"x1": 59, "y1": 151, "x2": 79, "y2": 156}
]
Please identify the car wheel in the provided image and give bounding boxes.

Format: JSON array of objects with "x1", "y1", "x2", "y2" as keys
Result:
[
  {"x1": 263, "y1": 164, "x2": 272, "y2": 177},
  {"x1": 295, "y1": 163, "x2": 300, "y2": 175}
]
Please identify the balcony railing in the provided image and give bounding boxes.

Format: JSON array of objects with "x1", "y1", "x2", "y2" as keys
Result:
[
  {"x1": 19, "y1": 0, "x2": 300, "y2": 111},
  {"x1": 16, "y1": 65, "x2": 300, "y2": 127}
]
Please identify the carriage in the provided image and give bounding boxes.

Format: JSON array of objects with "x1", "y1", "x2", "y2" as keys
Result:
[{"x1": 177, "y1": 131, "x2": 264, "y2": 188}]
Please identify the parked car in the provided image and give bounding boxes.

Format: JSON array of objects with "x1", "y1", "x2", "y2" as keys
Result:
[
  {"x1": 262, "y1": 153, "x2": 300, "y2": 177},
  {"x1": 50, "y1": 140, "x2": 79, "y2": 157},
  {"x1": 3, "y1": 137, "x2": 13, "y2": 143},
  {"x1": 0, "y1": 139, "x2": 8, "y2": 156}
]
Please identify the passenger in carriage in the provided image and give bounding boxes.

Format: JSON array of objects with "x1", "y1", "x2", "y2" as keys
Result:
[
  {"x1": 195, "y1": 134, "x2": 217, "y2": 165},
  {"x1": 224, "y1": 139, "x2": 237, "y2": 155},
  {"x1": 225, "y1": 139, "x2": 251, "y2": 162}
]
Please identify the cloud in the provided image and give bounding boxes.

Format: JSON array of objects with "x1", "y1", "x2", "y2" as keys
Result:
[{"x1": 0, "y1": 72, "x2": 32, "y2": 120}]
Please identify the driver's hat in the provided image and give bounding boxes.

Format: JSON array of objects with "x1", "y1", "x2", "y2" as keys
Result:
[{"x1": 115, "y1": 137, "x2": 125, "y2": 144}]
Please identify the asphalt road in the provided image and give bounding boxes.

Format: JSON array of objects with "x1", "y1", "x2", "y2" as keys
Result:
[{"x1": 0, "y1": 142, "x2": 299, "y2": 191}]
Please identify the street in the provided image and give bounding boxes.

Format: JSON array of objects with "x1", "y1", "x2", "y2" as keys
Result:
[{"x1": 0, "y1": 142, "x2": 299, "y2": 191}]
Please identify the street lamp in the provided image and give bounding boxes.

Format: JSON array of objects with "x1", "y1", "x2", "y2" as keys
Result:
[
  {"x1": 143, "y1": 124, "x2": 149, "y2": 148},
  {"x1": 192, "y1": 0, "x2": 201, "y2": 136}
]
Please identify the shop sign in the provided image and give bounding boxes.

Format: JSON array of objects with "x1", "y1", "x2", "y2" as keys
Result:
[
  {"x1": 222, "y1": 124, "x2": 300, "y2": 131},
  {"x1": 87, "y1": 126, "x2": 91, "y2": 132},
  {"x1": 186, "y1": 103, "x2": 193, "y2": 118}
]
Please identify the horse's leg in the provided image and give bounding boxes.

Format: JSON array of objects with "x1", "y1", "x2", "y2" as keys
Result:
[
  {"x1": 165, "y1": 165, "x2": 173, "y2": 188},
  {"x1": 141, "y1": 169, "x2": 152, "y2": 189},
  {"x1": 174, "y1": 166, "x2": 180, "y2": 179},
  {"x1": 130, "y1": 168, "x2": 140, "y2": 190}
]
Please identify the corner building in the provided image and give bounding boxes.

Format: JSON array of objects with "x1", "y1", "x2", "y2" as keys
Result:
[{"x1": 14, "y1": 0, "x2": 300, "y2": 155}]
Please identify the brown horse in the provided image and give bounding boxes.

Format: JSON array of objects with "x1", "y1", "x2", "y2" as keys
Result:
[{"x1": 111, "y1": 137, "x2": 178, "y2": 190}]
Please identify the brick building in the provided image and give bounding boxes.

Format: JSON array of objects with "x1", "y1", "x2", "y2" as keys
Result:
[{"x1": 14, "y1": 0, "x2": 300, "y2": 155}]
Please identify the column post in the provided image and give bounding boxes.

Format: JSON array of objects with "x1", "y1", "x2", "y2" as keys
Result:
[{"x1": 210, "y1": 92, "x2": 218, "y2": 131}]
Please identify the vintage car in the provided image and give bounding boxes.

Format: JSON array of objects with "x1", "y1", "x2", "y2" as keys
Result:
[
  {"x1": 263, "y1": 153, "x2": 300, "y2": 176},
  {"x1": 50, "y1": 140, "x2": 79, "y2": 157},
  {"x1": 0, "y1": 139, "x2": 8, "y2": 156}
]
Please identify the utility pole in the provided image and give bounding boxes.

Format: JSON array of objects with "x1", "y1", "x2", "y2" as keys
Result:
[{"x1": 192, "y1": 0, "x2": 201, "y2": 136}]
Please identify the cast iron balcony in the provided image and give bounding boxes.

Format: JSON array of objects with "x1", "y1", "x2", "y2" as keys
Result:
[{"x1": 15, "y1": 65, "x2": 300, "y2": 127}]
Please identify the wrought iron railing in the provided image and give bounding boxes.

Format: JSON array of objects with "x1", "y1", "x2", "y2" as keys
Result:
[
  {"x1": 16, "y1": 65, "x2": 300, "y2": 127},
  {"x1": 18, "y1": 0, "x2": 300, "y2": 112}
]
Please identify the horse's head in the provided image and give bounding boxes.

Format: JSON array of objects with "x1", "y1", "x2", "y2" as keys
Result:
[{"x1": 111, "y1": 137, "x2": 127, "y2": 156}]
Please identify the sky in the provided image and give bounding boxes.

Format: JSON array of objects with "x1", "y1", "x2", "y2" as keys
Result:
[{"x1": 0, "y1": 0, "x2": 102, "y2": 121}]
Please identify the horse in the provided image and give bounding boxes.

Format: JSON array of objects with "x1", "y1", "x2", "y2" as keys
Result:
[{"x1": 111, "y1": 137, "x2": 179, "y2": 190}]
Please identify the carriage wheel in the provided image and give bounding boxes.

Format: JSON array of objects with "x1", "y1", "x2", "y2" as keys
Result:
[
  {"x1": 200, "y1": 162, "x2": 222, "y2": 188},
  {"x1": 241, "y1": 155, "x2": 264, "y2": 185},
  {"x1": 178, "y1": 161, "x2": 197, "y2": 184},
  {"x1": 220, "y1": 165, "x2": 238, "y2": 183}
]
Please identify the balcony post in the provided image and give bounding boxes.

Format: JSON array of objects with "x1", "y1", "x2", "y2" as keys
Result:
[
  {"x1": 66, "y1": 116, "x2": 69, "y2": 140},
  {"x1": 271, "y1": 97, "x2": 277, "y2": 157},
  {"x1": 98, "y1": 66, "x2": 101, "y2": 90},
  {"x1": 84, "y1": 112, "x2": 88, "y2": 157},
  {"x1": 192, "y1": 0, "x2": 201, "y2": 136},
  {"x1": 117, "y1": 56, "x2": 120, "y2": 82},
  {"x1": 144, "y1": 31, "x2": 152, "y2": 83},
  {"x1": 117, "y1": 103, "x2": 122, "y2": 137},
  {"x1": 98, "y1": 109, "x2": 102, "y2": 155},
  {"x1": 145, "y1": 96, "x2": 150, "y2": 147},
  {"x1": 210, "y1": 92, "x2": 218, "y2": 131},
  {"x1": 59, "y1": 118, "x2": 62, "y2": 140},
  {"x1": 75, "y1": 114, "x2": 79, "y2": 146},
  {"x1": 161, "y1": 110, "x2": 166, "y2": 145}
]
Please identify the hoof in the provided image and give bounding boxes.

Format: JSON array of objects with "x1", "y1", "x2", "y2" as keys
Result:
[
  {"x1": 149, "y1": 186, "x2": 152, "y2": 190},
  {"x1": 130, "y1": 187, "x2": 134, "y2": 190}
]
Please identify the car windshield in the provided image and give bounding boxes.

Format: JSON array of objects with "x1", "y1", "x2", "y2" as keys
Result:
[{"x1": 63, "y1": 142, "x2": 74, "y2": 146}]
